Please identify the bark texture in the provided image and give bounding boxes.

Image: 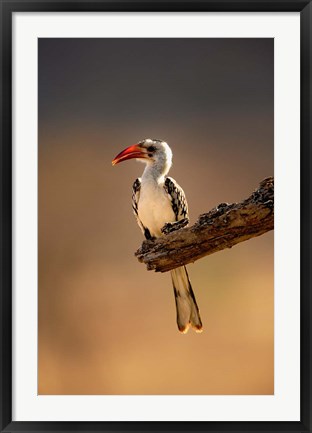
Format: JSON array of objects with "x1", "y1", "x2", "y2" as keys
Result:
[{"x1": 135, "y1": 177, "x2": 274, "y2": 273}]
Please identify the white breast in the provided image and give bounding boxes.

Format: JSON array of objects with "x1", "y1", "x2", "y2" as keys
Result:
[{"x1": 138, "y1": 180, "x2": 175, "y2": 237}]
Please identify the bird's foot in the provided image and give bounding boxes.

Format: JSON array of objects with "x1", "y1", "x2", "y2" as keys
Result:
[{"x1": 161, "y1": 218, "x2": 189, "y2": 235}]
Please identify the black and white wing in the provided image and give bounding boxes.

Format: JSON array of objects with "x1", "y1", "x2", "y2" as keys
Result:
[
  {"x1": 132, "y1": 177, "x2": 154, "y2": 240},
  {"x1": 164, "y1": 177, "x2": 189, "y2": 221},
  {"x1": 132, "y1": 177, "x2": 143, "y2": 229}
]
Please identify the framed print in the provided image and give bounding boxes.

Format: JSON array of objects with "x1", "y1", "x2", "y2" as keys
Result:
[{"x1": 1, "y1": 1, "x2": 311, "y2": 432}]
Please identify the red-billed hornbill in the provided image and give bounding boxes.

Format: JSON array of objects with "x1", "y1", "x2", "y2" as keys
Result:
[{"x1": 112, "y1": 138, "x2": 202, "y2": 333}]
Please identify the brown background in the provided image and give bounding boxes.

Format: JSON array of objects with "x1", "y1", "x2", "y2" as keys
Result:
[{"x1": 38, "y1": 38, "x2": 274, "y2": 395}]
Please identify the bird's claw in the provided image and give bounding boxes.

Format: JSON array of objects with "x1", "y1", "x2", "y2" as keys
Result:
[{"x1": 161, "y1": 218, "x2": 189, "y2": 234}]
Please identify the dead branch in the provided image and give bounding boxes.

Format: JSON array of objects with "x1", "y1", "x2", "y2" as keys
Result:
[{"x1": 135, "y1": 177, "x2": 274, "y2": 272}]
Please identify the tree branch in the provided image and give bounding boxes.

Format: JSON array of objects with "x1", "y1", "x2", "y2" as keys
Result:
[{"x1": 135, "y1": 177, "x2": 274, "y2": 273}]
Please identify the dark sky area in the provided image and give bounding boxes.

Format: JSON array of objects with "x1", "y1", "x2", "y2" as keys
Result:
[
  {"x1": 38, "y1": 38, "x2": 274, "y2": 395},
  {"x1": 39, "y1": 38, "x2": 273, "y2": 139}
]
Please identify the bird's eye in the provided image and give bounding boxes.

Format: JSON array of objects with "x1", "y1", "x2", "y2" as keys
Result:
[{"x1": 147, "y1": 145, "x2": 156, "y2": 152}]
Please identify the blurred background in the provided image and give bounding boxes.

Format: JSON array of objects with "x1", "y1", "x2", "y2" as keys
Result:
[{"x1": 38, "y1": 38, "x2": 274, "y2": 395}]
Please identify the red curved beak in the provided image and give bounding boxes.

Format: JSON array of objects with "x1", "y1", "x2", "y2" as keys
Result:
[{"x1": 112, "y1": 144, "x2": 147, "y2": 166}]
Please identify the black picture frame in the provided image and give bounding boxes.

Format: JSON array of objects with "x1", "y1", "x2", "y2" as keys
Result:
[{"x1": 1, "y1": 1, "x2": 311, "y2": 432}]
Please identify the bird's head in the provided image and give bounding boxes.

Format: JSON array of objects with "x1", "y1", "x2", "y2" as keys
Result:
[{"x1": 112, "y1": 138, "x2": 172, "y2": 175}]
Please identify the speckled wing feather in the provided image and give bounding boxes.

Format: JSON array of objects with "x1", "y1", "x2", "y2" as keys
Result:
[
  {"x1": 164, "y1": 177, "x2": 189, "y2": 222},
  {"x1": 132, "y1": 177, "x2": 154, "y2": 240},
  {"x1": 132, "y1": 178, "x2": 144, "y2": 230}
]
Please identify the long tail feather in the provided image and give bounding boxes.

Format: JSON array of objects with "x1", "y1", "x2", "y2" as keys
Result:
[{"x1": 170, "y1": 266, "x2": 203, "y2": 333}]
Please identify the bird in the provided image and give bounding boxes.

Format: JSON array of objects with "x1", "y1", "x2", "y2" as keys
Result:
[{"x1": 112, "y1": 138, "x2": 202, "y2": 334}]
